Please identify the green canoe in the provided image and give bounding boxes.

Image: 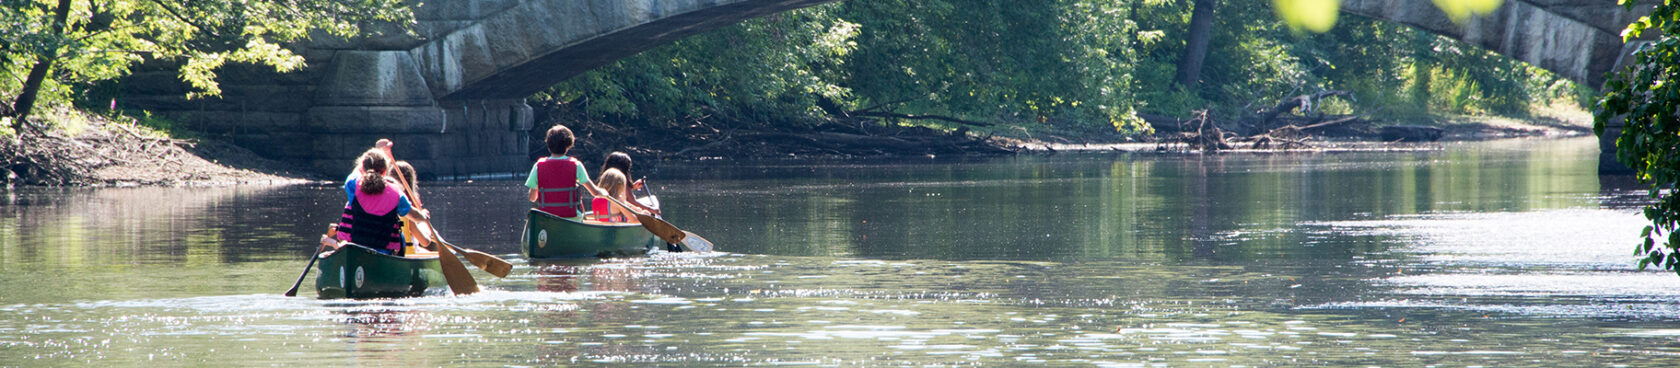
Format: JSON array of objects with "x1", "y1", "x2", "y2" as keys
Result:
[
  {"x1": 315, "y1": 243, "x2": 448, "y2": 299},
  {"x1": 522, "y1": 208, "x2": 661, "y2": 259}
]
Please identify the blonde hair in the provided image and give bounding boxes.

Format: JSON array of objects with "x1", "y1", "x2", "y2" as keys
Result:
[{"x1": 598, "y1": 168, "x2": 629, "y2": 200}]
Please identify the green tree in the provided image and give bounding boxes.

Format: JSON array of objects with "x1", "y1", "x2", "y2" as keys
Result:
[
  {"x1": 1594, "y1": 1, "x2": 1680, "y2": 274},
  {"x1": 0, "y1": 0, "x2": 411, "y2": 133}
]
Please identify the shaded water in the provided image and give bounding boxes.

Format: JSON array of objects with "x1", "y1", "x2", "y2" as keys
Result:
[{"x1": 2, "y1": 137, "x2": 1672, "y2": 366}]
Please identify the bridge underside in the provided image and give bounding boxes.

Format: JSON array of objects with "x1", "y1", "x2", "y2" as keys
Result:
[{"x1": 118, "y1": 0, "x2": 1644, "y2": 177}]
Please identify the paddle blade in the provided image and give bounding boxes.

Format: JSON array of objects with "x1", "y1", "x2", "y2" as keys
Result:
[
  {"x1": 452, "y1": 244, "x2": 513, "y2": 278},
  {"x1": 679, "y1": 231, "x2": 713, "y2": 253},
  {"x1": 482, "y1": 258, "x2": 513, "y2": 278},
  {"x1": 435, "y1": 240, "x2": 480, "y2": 295},
  {"x1": 638, "y1": 213, "x2": 687, "y2": 245}
]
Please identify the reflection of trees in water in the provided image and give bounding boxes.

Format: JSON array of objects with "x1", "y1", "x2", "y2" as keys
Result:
[
  {"x1": 0, "y1": 186, "x2": 329, "y2": 267},
  {"x1": 341, "y1": 308, "x2": 430, "y2": 339},
  {"x1": 532, "y1": 259, "x2": 666, "y2": 363},
  {"x1": 534, "y1": 259, "x2": 656, "y2": 294},
  {"x1": 334, "y1": 306, "x2": 435, "y2": 363},
  {"x1": 1599, "y1": 174, "x2": 1651, "y2": 210}
]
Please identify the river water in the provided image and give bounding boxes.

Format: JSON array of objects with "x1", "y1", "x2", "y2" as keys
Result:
[{"x1": 1, "y1": 137, "x2": 1672, "y2": 366}]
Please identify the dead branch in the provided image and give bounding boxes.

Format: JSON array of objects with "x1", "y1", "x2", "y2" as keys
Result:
[
  {"x1": 1256, "y1": 90, "x2": 1355, "y2": 129},
  {"x1": 848, "y1": 111, "x2": 994, "y2": 127}
]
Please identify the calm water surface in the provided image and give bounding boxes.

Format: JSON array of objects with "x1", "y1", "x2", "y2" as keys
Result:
[{"x1": 2, "y1": 137, "x2": 1673, "y2": 366}]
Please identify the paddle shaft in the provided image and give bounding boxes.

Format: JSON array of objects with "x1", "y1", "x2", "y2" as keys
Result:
[
  {"x1": 582, "y1": 179, "x2": 712, "y2": 252},
  {"x1": 587, "y1": 183, "x2": 686, "y2": 245},
  {"x1": 283, "y1": 250, "x2": 323, "y2": 297}
]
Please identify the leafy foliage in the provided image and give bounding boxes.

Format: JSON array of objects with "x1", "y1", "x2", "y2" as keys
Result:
[
  {"x1": 0, "y1": 0, "x2": 411, "y2": 126},
  {"x1": 1594, "y1": 1, "x2": 1680, "y2": 274},
  {"x1": 541, "y1": 0, "x2": 1150, "y2": 134}
]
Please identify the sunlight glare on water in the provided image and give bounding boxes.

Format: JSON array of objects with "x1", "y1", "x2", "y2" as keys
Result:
[{"x1": 5, "y1": 137, "x2": 1680, "y2": 366}]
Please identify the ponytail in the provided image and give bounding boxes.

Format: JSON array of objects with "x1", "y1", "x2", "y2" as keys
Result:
[
  {"x1": 360, "y1": 169, "x2": 387, "y2": 194},
  {"x1": 356, "y1": 149, "x2": 390, "y2": 195}
]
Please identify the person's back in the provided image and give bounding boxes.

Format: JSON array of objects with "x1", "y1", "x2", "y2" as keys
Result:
[
  {"x1": 336, "y1": 149, "x2": 412, "y2": 254},
  {"x1": 528, "y1": 125, "x2": 592, "y2": 218}
]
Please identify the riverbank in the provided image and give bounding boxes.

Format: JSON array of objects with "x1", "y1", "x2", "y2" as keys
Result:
[
  {"x1": 2, "y1": 108, "x2": 315, "y2": 187},
  {"x1": 559, "y1": 104, "x2": 1595, "y2": 161},
  {"x1": 3, "y1": 105, "x2": 1594, "y2": 187}
]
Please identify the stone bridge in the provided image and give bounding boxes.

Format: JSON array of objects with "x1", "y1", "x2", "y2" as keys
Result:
[{"x1": 120, "y1": 0, "x2": 1647, "y2": 177}]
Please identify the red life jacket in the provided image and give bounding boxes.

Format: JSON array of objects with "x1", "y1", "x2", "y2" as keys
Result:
[
  {"x1": 535, "y1": 157, "x2": 584, "y2": 217},
  {"x1": 337, "y1": 188, "x2": 405, "y2": 254}
]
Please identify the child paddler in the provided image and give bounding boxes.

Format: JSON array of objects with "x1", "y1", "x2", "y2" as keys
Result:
[
  {"x1": 319, "y1": 148, "x2": 430, "y2": 255},
  {"x1": 527, "y1": 125, "x2": 611, "y2": 219}
]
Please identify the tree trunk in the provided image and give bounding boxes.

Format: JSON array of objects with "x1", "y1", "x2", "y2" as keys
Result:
[
  {"x1": 11, "y1": 0, "x2": 75, "y2": 126},
  {"x1": 1175, "y1": 0, "x2": 1215, "y2": 88},
  {"x1": 1408, "y1": 32, "x2": 1433, "y2": 112}
]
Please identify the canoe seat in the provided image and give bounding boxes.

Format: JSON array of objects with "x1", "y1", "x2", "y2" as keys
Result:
[{"x1": 405, "y1": 246, "x2": 438, "y2": 258}]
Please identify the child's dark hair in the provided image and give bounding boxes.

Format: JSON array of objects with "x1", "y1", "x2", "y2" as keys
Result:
[
  {"x1": 545, "y1": 125, "x2": 575, "y2": 155},
  {"x1": 396, "y1": 161, "x2": 419, "y2": 198},
  {"x1": 357, "y1": 148, "x2": 390, "y2": 195},
  {"x1": 603, "y1": 151, "x2": 632, "y2": 177}
]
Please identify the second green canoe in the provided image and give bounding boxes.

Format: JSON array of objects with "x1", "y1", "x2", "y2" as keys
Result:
[{"x1": 522, "y1": 208, "x2": 661, "y2": 259}]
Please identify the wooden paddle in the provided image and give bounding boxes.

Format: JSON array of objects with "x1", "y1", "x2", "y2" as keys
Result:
[
  {"x1": 409, "y1": 217, "x2": 513, "y2": 278},
  {"x1": 282, "y1": 249, "x2": 325, "y2": 297},
  {"x1": 590, "y1": 183, "x2": 713, "y2": 252},
  {"x1": 434, "y1": 229, "x2": 514, "y2": 278},
  {"x1": 408, "y1": 219, "x2": 479, "y2": 295}
]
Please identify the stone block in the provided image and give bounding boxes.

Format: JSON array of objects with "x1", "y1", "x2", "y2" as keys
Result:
[
  {"x1": 412, "y1": 20, "x2": 476, "y2": 41},
  {"x1": 483, "y1": 15, "x2": 534, "y2": 69},
  {"x1": 306, "y1": 106, "x2": 446, "y2": 134},
  {"x1": 388, "y1": 133, "x2": 443, "y2": 160},
  {"x1": 232, "y1": 132, "x2": 313, "y2": 159},
  {"x1": 311, "y1": 134, "x2": 361, "y2": 160},
  {"x1": 556, "y1": 1, "x2": 601, "y2": 47},
  {"x1": 589, "y1": 0, "x2": 635, "y2": 31},
  {"x1": 451, "y1": 27, "x2": 500, "y2": 89},
  {"x1": 122, "y1": 95, "x2": 203, "y2": 112},
  {"x1": 216, "y1": 62, "x2": 316, "y2": 86},
  {"x1": 486, "y1": 103, "x2": 509, "y2": 131},
  {"x1": 176, "y1": 111, "x2": 304, "y2": 134},
  {"x1": 311, "y1": 159, "x2": 347, "y2": 175},
  {"x1": 515, "y1": 1, "x2": 569, "y2": 52},
  {"x1": 218, "y1": 85, "x2": 314, "y2": 113},
  {"x1": 313, "y1": 50, "x2": 436, "y2": 107},
  {"x1": 400, "y1": 159, "x2": 441, "y2": 179},
  {"x1": 510, "y1": 103, "x2": 533, "y2": 131},
  {"x1": 356, "y1": 22, "x2": 427, "y2": 50},
  {"x1": 415, "y1": 0, "x2": 519, "y2": 21},
  {"x1": 120, "y1": 71, "x2": 189, "y2": 95}
]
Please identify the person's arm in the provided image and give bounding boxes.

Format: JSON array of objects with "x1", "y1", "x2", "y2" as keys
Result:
[
  {"x1": 582, "y1": 180, "x2": 603, "y2": 197},
  {"x1": 621, "y1": 193, "x2": 660, "y2": 216},
  {"x1": 401, "y1": 209, "x2": 435, "y2": 249},
  {"x1": 526, "y1": 164, "x2": 542, "y2": 202}
]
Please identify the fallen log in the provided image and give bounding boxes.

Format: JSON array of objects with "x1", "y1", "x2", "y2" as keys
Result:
[
  {"x1": 848, "y1": 111, "x2": 994, "y2": 127},
  {"x1": 1256, "y1": 90, "x2": 1354, "y2": 129},
  {"x1": 1379, "y1": 125, "x2": 1444, "y2": 142}
]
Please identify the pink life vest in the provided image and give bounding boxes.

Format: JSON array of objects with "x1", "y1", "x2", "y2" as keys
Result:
[
  {"x1": 535, "y1": 157, "x2": 584, "y2": 217},
  {"x1": 336, "y1": 179, "x2": 406, "y2": 253}
]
